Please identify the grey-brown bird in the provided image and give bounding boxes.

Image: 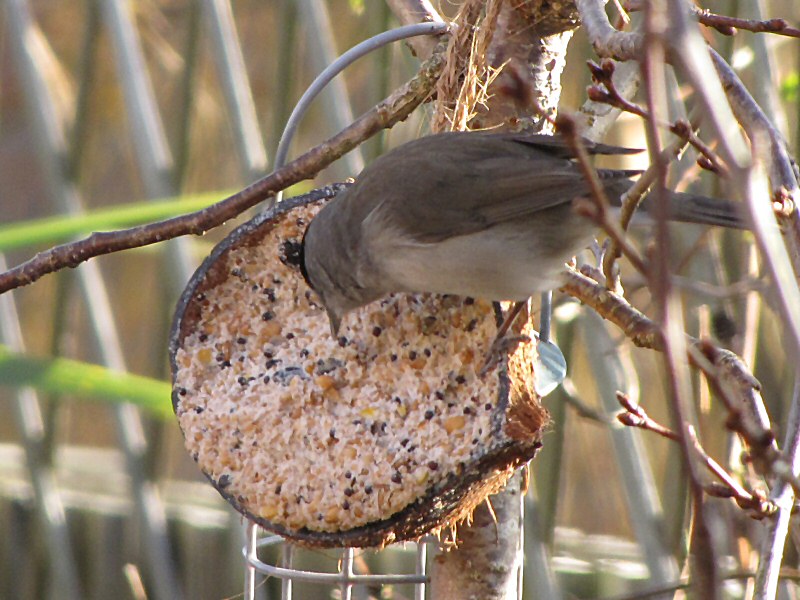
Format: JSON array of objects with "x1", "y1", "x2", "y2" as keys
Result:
[{"x1": 301, "y1": 131, "x2": 742, "y2": 336}]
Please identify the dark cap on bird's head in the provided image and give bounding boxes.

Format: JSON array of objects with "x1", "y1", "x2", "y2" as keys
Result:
[{"x1": 299, "y1": 223, "x2": 343, "y2": 337}]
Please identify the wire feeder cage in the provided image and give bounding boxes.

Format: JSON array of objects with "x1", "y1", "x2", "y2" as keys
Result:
[{"x1": 243, "y1": 523, "x2": 433, "y2": 600}]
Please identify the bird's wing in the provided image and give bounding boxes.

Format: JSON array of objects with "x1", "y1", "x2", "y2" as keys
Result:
[
  {"x1": 350, "y1": 132, "x2": 636, "y2": 244},
  {"x1": 360, "y1": 139, "x2": 635, "y2": 244},
  {"x1": 506, "y1": 133, "x2": 642, "y2": 158}
]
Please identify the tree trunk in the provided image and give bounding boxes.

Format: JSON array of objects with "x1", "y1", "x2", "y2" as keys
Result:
[{"x1": 429, "y1": 2, "x2": 579, "y2": 597}]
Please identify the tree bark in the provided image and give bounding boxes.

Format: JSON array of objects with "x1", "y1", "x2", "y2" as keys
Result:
[
  {"x1": 385, "y1": 0, "x2": 446, "y2": 58},
  {"x1": 431, "y1": 472, "x2": 525, "y2": 600},
  {"x1": 472, "y1": 1, "x2": 577, "y2": 132},
  {"x1": 431, "y1": 2, "x2": 578, "y2": 597}
]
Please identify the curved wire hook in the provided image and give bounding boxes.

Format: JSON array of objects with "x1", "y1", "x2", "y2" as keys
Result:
[{"x1": 272, "y1": 21, "x2": 451, "y2": 205}]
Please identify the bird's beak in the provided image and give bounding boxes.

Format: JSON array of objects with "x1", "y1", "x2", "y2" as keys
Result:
[{"x1": 326, "y1": 308, "x2": 341, "y2": 339}]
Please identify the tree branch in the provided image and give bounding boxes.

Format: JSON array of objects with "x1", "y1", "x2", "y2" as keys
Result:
[
  {"x1": 0, "y1": 50, "x2": 445, "y2": 295},
  {"x1": 384, "y1": 0, "x2": 446, "y2": 58},
  {"x1": 561, "y1": 268, "x2": 777, "y2": 450},
  {"x1": 627, "y1": 0, "x2": 800, "y2": 39},
  {"x1": 616, "y1": 393, "x2": 776, "y2": 518}
]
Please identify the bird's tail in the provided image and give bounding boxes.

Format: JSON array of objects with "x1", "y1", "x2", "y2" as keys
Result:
[
  {"x1": 662, "y1": 192, "x2": 746, "y2": 229},
  {"x1": 602, "y1": 176, "x2": 746, "y2": 230}
]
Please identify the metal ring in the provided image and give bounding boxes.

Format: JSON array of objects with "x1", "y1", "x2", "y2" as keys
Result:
[{"x1": 243, "y1": 534, "x2": 432, "y2": 585}]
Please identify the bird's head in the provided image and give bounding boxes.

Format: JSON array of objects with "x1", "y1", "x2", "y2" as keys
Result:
[{"x1": 300, "y1": 218, "x2": 361, "y2": 338}]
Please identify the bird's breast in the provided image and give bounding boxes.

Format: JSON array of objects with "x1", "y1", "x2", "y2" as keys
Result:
[{"x1": 372, "y1": 219, "x2": 596, "y2": 301}]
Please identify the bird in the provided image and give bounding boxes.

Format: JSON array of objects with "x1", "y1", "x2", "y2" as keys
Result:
[{"x1": 300, "y1": 130, "x2": 742, "y2": 337}]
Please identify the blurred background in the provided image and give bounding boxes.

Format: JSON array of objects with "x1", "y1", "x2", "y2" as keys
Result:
[{"x1": 1, "y1": 1, "x2": 799, "y2": 598}]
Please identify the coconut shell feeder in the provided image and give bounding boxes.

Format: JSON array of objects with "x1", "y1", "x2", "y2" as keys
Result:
[{"x1": 169, "y1": 185, "x2": 548, "y2": 548}]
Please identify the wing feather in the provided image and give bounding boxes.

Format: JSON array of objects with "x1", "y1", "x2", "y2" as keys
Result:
[{"x1": 354, "y1": 132, "x2": 638, "y2": 244}]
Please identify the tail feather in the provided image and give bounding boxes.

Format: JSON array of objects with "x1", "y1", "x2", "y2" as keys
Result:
[
  {"x1": 509, "y1": 133, "x2": 643, "y2": 158},
  {"x1": 597, "y1": 168, "x2": 643, "y2": 181},
  {"x1": 602, "y1": 178, "x2": 747, "y2": 230},
  {"x1": 663, "y1": 192, "x2": 746, "y2": 229}
]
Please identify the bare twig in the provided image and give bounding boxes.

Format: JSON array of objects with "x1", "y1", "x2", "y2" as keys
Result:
[
  {"x1": 754, "y1": 379, "x2": 800, "y2": 600},
  {"x1": 616, "y1": 393, "x2": 776, "y2": 517},
  {"x1": 697, "y1": 12, "x2": 800, "y2": 39},
  {"x1": 626, "y1": 0, "x2": 800, "y2": 39},
  {"x1": 601, "y1": 137, "x2": 691, "y2": 284},
  {"x1": 641, "y1": 0, "x2": 683, "y2": 343},
  {"x1": 708, "y1": 47, "x2": 800, "y2": 274},
  {"x1": 586, "y1": 59, "x2": 727, "y2": 176},
  {"x1": 668, "y1": 33, "x2": 800, "y2": 596},
  {"x1": 579, "y1": 0, "x2": 800, "y2": 360},
  {"x1": 639, "y1": 9, "x2": 719, "y2": 591},
  {"x1": 576, "y1": 59, "x2": 640, "y2": 138},
  {"x1": 554, "y1": 113, "x2": 649, "y2": 276},
  {"x1": 562, "y1": 267, "x2": 741, "y2": 368},
  {"x1": 686, "y1": 427, "x2": 775, "y2": 516},
  {"x1": 616, "y1": 392, "x2": 679, "y2": 441},
  {"x1": 560, "y1": 377, "x2": 614, "y2": 424},
  {"x1": 564, "y1": 263, "x2": 800, "y2": 508},
  {"x1": 577, "y1": 0, "x2": 643, "y2": 61},
  {"x1": 578, "y1": 0, "x2": 800, "y2": 508},
  {"x1": 0, "y1": 50, "x2": 445, "y2": 295},
  {"x1": 385, "y1": 0, "x2": 446, "y2": 58},
  {"x1": 645, "y1": 12, "x2": 800, "y2": 594}
]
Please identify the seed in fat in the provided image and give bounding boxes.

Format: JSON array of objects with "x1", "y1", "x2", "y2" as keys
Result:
[
  {"x1": 444, "y1": 415, "x2": 466, "y2": 433},
  {"x1": 197, "y1": 348, "x2": 213, "y2": 365},
  {"x1": 360, "y1": 407, "x2": 377, "y2": 419},
  {"x1": 325, "y1": 507, "x2": 339, "y2": 523},
  {"x1": 263, "y1": 321, "x2": 282, "y2": 337},
  {"x1": 260, "y1": 503, "x2": 279, "y2": 520},
  {"x1": 315, "y1": 375, "x2": 336, "y2": 390}
]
